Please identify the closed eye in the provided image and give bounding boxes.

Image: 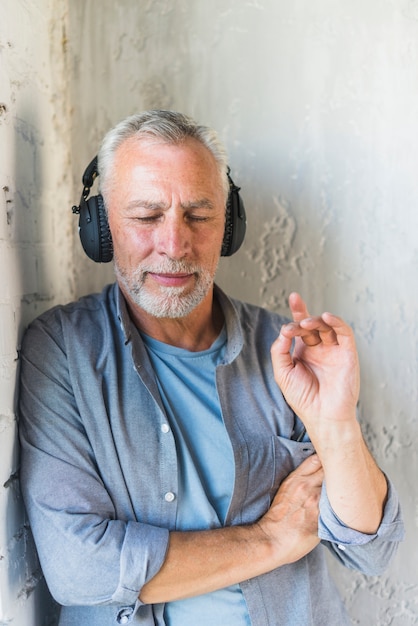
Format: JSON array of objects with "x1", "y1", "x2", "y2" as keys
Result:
[
  {"x1": 125, "y1": 198, "x2": 217, "y2": 225},
  {"x1": 134, "y1": 214, "x2": 163, "y2": 223},
  {"x1": 186, "y1": 214, "x2": 210, "y2": 223}
]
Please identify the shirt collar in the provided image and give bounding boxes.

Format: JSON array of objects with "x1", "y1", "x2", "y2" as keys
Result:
[
  {"x1": 115, "y1": 282, "x2": 244, "y2": 361},
  {"x1": 116, "y1": 284, "x2": 133, "y2": 345}
]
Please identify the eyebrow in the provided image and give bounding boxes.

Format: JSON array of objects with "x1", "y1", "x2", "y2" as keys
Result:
[{"x1": 125, "y1": 198, "x2": 216, "y2": 212}]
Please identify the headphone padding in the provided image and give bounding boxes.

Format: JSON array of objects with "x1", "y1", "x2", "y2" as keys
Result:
[
  {"x1": 221, "y1": 183, "x2": 246, "y2": 257},
  {"x1": 78, "y1": 194, "x2": 113, "y2": 263}
]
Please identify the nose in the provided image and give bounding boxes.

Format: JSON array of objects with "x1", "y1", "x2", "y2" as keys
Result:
[{"x1": 156, "y1": 212, "x2": 191, "y2": 259}]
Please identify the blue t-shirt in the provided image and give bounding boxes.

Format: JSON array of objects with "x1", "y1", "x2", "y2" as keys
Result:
[{"x1": 142, "y1": 328, "x2": 251, "y2": 626}]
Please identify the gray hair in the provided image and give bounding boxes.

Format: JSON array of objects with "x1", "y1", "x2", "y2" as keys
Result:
[{"x1": 98, "y1": 110, "x2": 229, "y2": 205}]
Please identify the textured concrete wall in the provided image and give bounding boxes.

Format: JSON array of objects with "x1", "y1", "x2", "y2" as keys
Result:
[
  {"x1": 1, "y1": 1, "x2": 71, "y2": 623},
  {"x1": 1, "y1": 0, "x2": 417, "y2": 624}
]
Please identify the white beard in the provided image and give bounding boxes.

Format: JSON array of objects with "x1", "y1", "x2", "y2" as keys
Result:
[{"x1": 114, "y1": 258, "x2": 216, "y2": 319}]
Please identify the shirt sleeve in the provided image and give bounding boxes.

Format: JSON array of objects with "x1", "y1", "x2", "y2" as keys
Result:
[
  {"x1": 318, "y1": 478, "x2": 404, "y2": 575},
  {"x1": 18, "y1": 314, "x2": 169, "y2": 608}
]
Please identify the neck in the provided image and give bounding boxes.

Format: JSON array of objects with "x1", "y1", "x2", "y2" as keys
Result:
[{"x1": 124, "y1": 287, "x2": 224, "y2": 351}]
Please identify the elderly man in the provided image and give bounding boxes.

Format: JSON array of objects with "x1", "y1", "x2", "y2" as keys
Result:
[{"x1": 19, "y1": 110, "x2": 403, "y2": 625}]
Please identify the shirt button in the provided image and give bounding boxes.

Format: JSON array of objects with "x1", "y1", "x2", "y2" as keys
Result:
[
  {"x1": 116, "y1": 608, "x2": 133, "y2": 624},
  {"x1": 164, "y1": 492, "x2": 176, "y2": 502},
  {"x1": 161, "y1": 423, "x2": 170, "y2": 433}
]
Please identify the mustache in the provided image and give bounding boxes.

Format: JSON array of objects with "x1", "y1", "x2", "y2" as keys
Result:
[{"x1": 139, "y1": 259, "x2": 202, "y2": 275}]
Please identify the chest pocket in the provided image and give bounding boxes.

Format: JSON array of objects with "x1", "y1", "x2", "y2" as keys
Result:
[
  {"x1": 271, "y1": 436, "x2": 315, "y2": 494},
  {"x1": 227, "y1": 433, "x2": 315, "y2": 524}
]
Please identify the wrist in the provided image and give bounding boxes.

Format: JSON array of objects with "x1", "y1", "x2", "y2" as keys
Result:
[
  {"x1": 252, "y1": 519, "x2": 283, "y2": 569},
  {"x1": 308, "y1": 417, "x2": 363, "y2": 458}
]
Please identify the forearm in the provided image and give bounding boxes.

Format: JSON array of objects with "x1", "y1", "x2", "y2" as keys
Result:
[
  {"x1": 313, "y1": 418, "x2": 387, "y2": 534},
  {"x1": 140, "y1": 524, "x2": 273, "y2": 604},
  {"x1": 140, "y1": 454, "x2": 323, "y2": 604}
]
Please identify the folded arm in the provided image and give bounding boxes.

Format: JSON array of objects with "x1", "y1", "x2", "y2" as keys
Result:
[{"x1": 140, "y1": 454, "x2": 323, "y2": 603}]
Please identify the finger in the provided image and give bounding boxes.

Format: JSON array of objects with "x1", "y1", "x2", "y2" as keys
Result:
[
  {"x1": 300, "y1": 314, "x2": 354, "y2": 347},
  {"x1": 298, "y1": 317, "x2": 337, "y2": 345},
  {"x1": 288, "y1": 295, "x2": 323, "y2": 346},
  {"x1": 271, "y1": 332, "x2": 295, "y2": 370},
  {"x1": 322, "y1": 312, "x2": 355, "y2": 344},
  {"x1": 293, "y1": 454, "x2": 322, "y2": 476},
  {"x1": 280, "y1": 322, "x2": 322, "y2": 347},
  {"x1": 288, "y1": 292, "x2": 310, "y2": 323},
  {"x1": 301, "y1": 331, "x2": 321, "y2": 347}
]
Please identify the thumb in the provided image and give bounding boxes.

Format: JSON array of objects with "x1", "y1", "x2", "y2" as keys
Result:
[
  {"x1": 271, "y1": 331, "x2": 294, "y2": 380},
  {"x1": 294, "y1": 454, "x2": 322, "y2": 476}
]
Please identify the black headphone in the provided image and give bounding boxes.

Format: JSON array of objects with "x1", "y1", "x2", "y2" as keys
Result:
[{"x1": 72, "y1": 156, "x2": 247, "y2": 263}]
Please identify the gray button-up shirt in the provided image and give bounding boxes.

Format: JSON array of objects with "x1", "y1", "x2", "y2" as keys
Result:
[{"x1": 19, "y1": 283, "x2": 404, "y2": 625}]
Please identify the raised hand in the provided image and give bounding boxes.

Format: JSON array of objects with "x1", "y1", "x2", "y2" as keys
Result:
[
  {"x1": 270, "y1": 292, "x2": 360, "y2": 444},
  {"x1": 271, "y1": 293, "x2": 387, "y2": 533}
]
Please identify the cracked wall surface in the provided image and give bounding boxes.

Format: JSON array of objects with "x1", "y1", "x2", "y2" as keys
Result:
[{"x1": 2, "y1": 0, "x2": 418, "y2": 624}]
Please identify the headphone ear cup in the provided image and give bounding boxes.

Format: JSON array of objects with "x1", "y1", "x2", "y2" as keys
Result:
[
  {"x1": 96, "y1": 195, "x2": 113, "y2": 262},
  {"x1": 221, "y1": 182, "x2": 247, "y2": 257},
  {"x1": 78, "y1": 193, "x2": 113, "y2": 263}
]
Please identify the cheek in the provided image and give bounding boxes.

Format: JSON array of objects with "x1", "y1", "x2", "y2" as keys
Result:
[
  {"x1": 211, "y1": 226, "x2": 226, "y2": 258},
  {"x1": 110, "y1": 222, "x2": 153, "y2": 264},
  {"x1": 199, "y1": 241, "x2": 223, "y2": 274}
]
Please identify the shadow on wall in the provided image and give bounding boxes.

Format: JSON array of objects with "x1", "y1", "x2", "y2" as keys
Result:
[
  {"x1": 11, "y1": 103, "x2": 61, "y2": 625},
  {"x1": 13, "y1": 114, "x2": 57, "y2": 335}
]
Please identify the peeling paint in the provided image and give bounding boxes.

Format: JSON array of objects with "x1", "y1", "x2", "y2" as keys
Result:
[
  {"x1": 330, "y1": 569, "x2": 418, "y2": 624},
  {"x1": 17, "y1": 569, "x2": 43, "y2": 601},
  {"x1": 247, "y1": 196, "x2": 297, "y2": 286},
  {"x1": 3, "y1": 471, "x2": 19, "y2": 489}
]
